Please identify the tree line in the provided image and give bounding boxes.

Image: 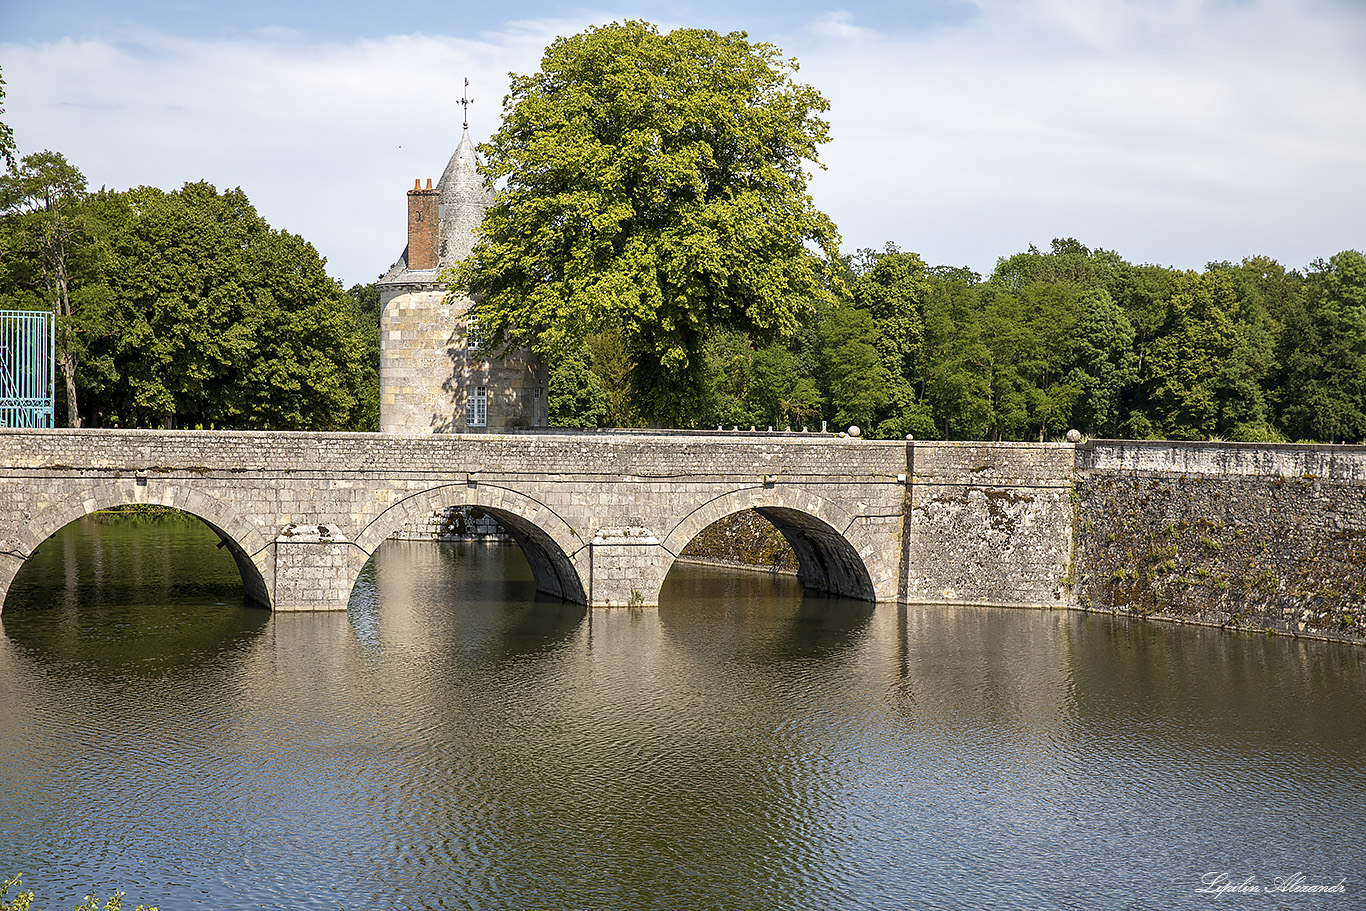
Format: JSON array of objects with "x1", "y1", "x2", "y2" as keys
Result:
[
  {"x1": 546, "y1": 239, "x2": 1366, "y2": 443},
  {"x1": 1, "y1": 67, "x2": 378, "y2": 431},
  {"x1": 441, "y1": 22, "x2": 1363, "y2": 444},
  {"x1": 3, "y1": 48, "x2": 1361, "y2": 443},
  {"x1": 4, "y1": 145, "x2": 1361, "y2": 443},
  {"x1": 0, "y1": 150, "x2": 379, "y2": 430}
]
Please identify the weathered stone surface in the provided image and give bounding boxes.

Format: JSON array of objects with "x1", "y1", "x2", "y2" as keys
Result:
[
  {"x1": 680, "y1": 509, "x2": 800, "y2": 574},
  {"x1": 0, "y1": 429, "x2": 909, "y2": 611},
  {"x1": 4, "y1": 430, "x2": 1358, "y2": 646},
  {"x1": 392, "y1": 505, "x2": 512, "y2": 542},
  {"x1": 1076, "y1": 440, "x2": 1366, "y2": 644},
  {"x1": 903, "y1": 441, "x2": 1076, "y2": 607}
]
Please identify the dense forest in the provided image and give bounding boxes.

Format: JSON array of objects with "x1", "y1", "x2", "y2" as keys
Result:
[
  {"x1": 1, "y1": 154, "x2": 1361, "y2": 442},
  {"x1": 0, "y1": 150, "x2": 380, "y2": 430},
  {"x1": 549, "y1": 239, "x2": 1366, "y2": 444},
  {"x1": 3, "y1": 151, "x2": 1362, "y2": 442}
]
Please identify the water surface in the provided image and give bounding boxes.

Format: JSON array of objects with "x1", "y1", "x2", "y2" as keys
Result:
[{"x1": 1, "y1": 514, "x2": 1362, "y2": 909}]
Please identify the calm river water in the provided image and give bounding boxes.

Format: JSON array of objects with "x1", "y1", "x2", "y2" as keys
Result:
[{"x1": 1, "y1": 514, "x2": 1363, "y2": 910}]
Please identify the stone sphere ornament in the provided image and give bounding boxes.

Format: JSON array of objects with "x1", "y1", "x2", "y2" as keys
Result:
[
  {"x1": 848, "y1": 426, "x2": 862, "y2": 438},
  {"x1": 1066, "y1": 429, "x2": 1082, "y2": 443}
]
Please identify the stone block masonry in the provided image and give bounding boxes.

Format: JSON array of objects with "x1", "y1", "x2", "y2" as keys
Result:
[
  {"x1": 903, "y1": 441, "x2": 1077, "y2": 607},
  {"x1": 0, "y1": 429, "x2": 910, "y2": 611},
  {"x1": 1076, "y1": 440, "x2": 1366, "y2": 645},
  {"x1": 2, "y1": 429, "x2": 1361, "y2": 647}
]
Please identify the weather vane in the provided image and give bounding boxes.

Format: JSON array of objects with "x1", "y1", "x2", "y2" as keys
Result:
[{"x1": 461, "y1": 77, "x2": 473, "y2": 130}]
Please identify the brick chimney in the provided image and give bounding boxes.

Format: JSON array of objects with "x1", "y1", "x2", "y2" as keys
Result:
[{"x1": 406, "y1": 178, "x2": 439, "y2": 270}]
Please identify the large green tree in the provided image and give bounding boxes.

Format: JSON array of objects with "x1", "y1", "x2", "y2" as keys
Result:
[
  {"x1": 1145, "y1": 269, "x2": 1267, "y2": 440},
  {"x1": 849, "y1": 243, "x2": 931, "y2": 437},
  {"x1": 1275, "y1": 251, "x2": 1366, "y2": 443},
  {"x1": 819, "y1": 304, "x2": 892, "y2": 431},
  {"x1": 454, "y1": 20, "x2": 841, "y2": 426},
  {"x1": 1066, "y1": 288, "x2": 1137, "y2": 437},
  {"x1": 84, "y1": 182, "x2": 375, "y2": 430}
]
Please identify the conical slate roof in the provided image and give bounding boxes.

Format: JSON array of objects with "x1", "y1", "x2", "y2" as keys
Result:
[{"x1": 436, "y1": 128, "x2": 493, "y2": 268}]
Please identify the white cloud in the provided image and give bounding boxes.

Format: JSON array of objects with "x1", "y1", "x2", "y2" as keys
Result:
[
  {"x1": 3, "y1": 0, "x2": 1364, "y2": 285},
  {"x1": 807, "y1": 11, "x2": 875, "y2": 40},
  {"x1": 800, "y1": 0, "x2": 1366, "y2": 270},
  {"x1": 1, "y1": 22, "x2": 587, "y2": 284}
]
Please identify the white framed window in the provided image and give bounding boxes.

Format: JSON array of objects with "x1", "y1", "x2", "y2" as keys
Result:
[{"x1": 466, "y1": 385, "x2": 487, "y2": 427}]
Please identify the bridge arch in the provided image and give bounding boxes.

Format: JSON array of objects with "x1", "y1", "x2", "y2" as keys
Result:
[
  {"x1": 0, "y1": 484, "x2": 273, "y2": 613},
  {"x1": 659, "y1": 487, "x2": 892, "y2": 603},
  {"x1": 353, "y1": 483, "x2": 589, "y2": 604}
]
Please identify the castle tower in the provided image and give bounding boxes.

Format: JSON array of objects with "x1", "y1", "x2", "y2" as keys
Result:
[{"x1": 377, "y1": 127, "x2": 548, "y2": 434}]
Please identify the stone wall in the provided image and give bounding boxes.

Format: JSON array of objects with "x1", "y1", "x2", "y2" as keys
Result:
[
  {"x1": 678, "y1": 509, "x2": 800, "y2": 574},
  {"x1": 903, "y1": 442, "x2": 1076, "y2": 607},
  {"x1": 0, "y1": 429, "x2": 908, "y2": 611},
  {"x1": 6, "y1": 429, "x2": 1359, "y2": 644},
  {"x1": 377, "y1": 284, "x2": 460, "y2": 433},
  {"x1": 391, "y1": 505, "x2": 512, "y2": 542},
  {"x1": 1075, "y1": 441, "x2": 1366, "y2": 644}
]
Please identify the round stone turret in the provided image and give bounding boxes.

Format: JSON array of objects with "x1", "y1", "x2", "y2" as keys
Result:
[{"x1": 377, "y1": 124, "x2": 546, "y2": 435}]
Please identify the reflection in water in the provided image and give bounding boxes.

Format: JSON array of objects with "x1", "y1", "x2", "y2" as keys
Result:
[{"x1": 0, "y1": 518, "x2": 1363, "y2": 910}]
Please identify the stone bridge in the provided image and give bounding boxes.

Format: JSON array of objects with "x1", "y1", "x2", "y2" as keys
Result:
[{"x1": 0, "y1": 430, "x2": 1079, "y2": 612}]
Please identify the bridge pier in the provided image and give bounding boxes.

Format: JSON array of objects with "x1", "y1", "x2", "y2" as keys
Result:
[
  {"x1": 588, "y1": 527, "x2": 666, "y2": 607},
  {"x1": 270, "y1": 524, "x2": 359, "y2": 611}
]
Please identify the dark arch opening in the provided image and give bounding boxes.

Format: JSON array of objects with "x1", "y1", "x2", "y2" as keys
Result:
[
  {"x1": 676, "y1": 507, "x2": 876, "y2": 602},
  {"x1": 3, "y1": 505, "x2": 270, "y2": 614},
  {"x1": 385, "y1": 504, "x2": 586, "y2": 604},
  {"x1": 484, "y1": 507, "x2": 587, "y2": 604}
]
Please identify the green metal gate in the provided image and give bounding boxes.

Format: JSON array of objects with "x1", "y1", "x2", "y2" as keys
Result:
[{"x1": 0, "y1": 310, "x2": 55, "y2": 428}]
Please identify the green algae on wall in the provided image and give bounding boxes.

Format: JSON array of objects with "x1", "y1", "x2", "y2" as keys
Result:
[{"x1": 1075, "y1": 461, "x2": 1366, "y2": 645}]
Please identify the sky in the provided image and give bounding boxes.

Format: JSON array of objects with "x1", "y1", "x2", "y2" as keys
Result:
[{"x1": 1, "y1": 0, "x2": 1363, "y2": 288}]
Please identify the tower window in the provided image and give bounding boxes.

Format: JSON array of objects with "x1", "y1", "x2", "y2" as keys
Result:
[
  {"x1": 465, "y1": 317, "x2": 486, "y2": 353},
  {"x1": 466, "y1": 385, "x2": 487, "y2": 427}
]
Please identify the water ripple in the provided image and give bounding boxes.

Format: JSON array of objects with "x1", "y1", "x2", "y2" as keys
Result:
[{"x1": 2, "y1": 529, "x2": 1364, "y2": 910}]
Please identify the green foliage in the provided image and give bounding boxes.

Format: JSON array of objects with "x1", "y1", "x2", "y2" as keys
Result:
[
  {"x1": 73, "y1": 890, "x2": 158, "y2": 911},
  {"x1": 752, "y1": 343, "x2": 822, "y2": 429},
  {"x1": 344, "y1": 282, "x2": 382, "y2": 432},
  {"x1": 702, "y1": 329, "x2": 759, "y2": 427},
  {"x1": 0, "y1": 873, "x2": 33, "y2": 911},
  {"x1": 0, "y1": 67, "x2": 16, "y2": 171},
  {"x1": 0, "y1": 150, "x2": 378, "y2": 431},
  {"x1": 1146, "y1": 269, "x2": 1269, "y2": 439},
  {"x1": 548, "y1": 346, "x2": 610, "y2": 428},
  {"x1": 1067, "y1": 289, "x2": 1138, "y2": 437},
  {"x1": 851, "y1": 243, "x2": 928, "y2": 386},
  {"x1": 0, "y1": 875, "x2": 158, "y2": 911},
  {"x1": 921, "y1": 266, "x2": 992, "y2": 438},
  {"x1": 1273, "y1": 251, "x2": 1366, "y2": 443},
  {"x1": 992, "y1": 237, "x2": 1125, "y2": 291},
  {"x1": 81, "y1": 182, "x2": 376, "y2": 430},
  {"x1": 978, "y1": 282, "x2": 1082, "y2": 440},
  {"x1": 455, "y1": 20, "x2": 841, "y2": 426},
  {"x1": 0, "y1": 149, "x2": 100, "y2": 426},
  {"x1": 820, "y1": 304, "x2": 892, "y2": 431},
  {"x1": 584, "y1": 325, "x2": 641, "y2": 427},
  {"x1": 698, "y1": 330, "x2": 822, "y2": 430}
]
